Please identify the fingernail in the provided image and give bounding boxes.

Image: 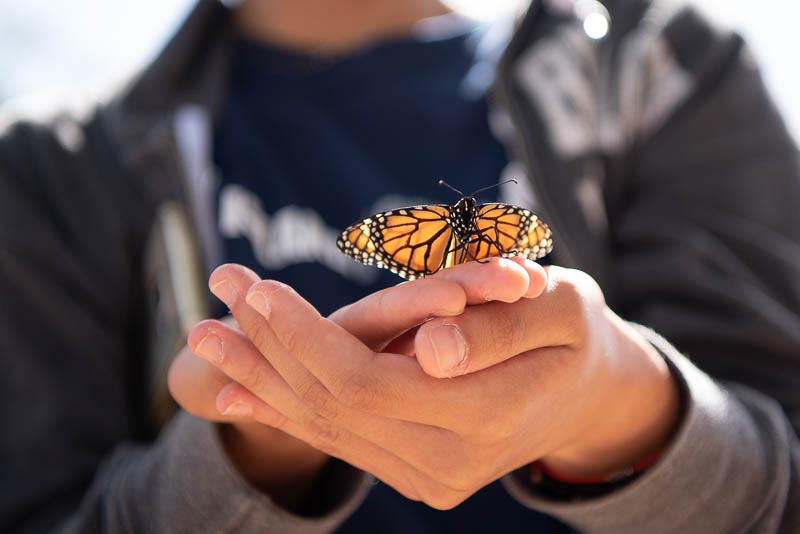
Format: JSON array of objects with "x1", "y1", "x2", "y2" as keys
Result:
[
  {"x1": 210, "y1": 279, "x2": 237, "y2": 306},
  {"x1": 194, "y1": 332, "x2": 224, "y2": 364},
  {"x1": 428, "y1": 324, "x2": 467, "y2": 375},
  {"x1": 245, "y1": 290, "x2": 271, "y2": 319},
  {"x1": 222, "y1": 402, "x2": 252, "y2": 417}
]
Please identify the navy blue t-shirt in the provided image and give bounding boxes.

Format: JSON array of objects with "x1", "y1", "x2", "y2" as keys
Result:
[
  {"x1": 214, "y1": 16, "x2": 570, "y2": 533},
  {"x1": 214, "y1": 17, "x2": 512, "y2": 316}
]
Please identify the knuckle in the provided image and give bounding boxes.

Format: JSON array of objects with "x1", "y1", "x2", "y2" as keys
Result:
[
  {"x1": 554, "y1": 274, "x2": 582, "y2": 307},
  {"x1": 259, "y1": 407, "x2": 289, "y2": 429},
  {"x1": 554, "y1": 269, "x2": 602, "y2": 309},
  {"x1": 374, "y1": 289, "x2": 393, "y2": 324},
  {"x1": 438, "y1": 466, "x2": 480, "y2": 494},
  {"x1": 337, "y1": 374, "x2": 377, "y2": 411},
  {"x1": 301, "y1": 381, "x2": 339, "y2": 420},
  {"x1": 270, "y1": 410, "x2": 289, "y2": 429},
  {"x1": 308, "y1": 415, "x2": 342, "y2": 449},
  {"x1": 242, "y1": 357, "x2": 271, "y2": 393},
  {"x1": 404, "y1": 473, "x2": 427, "y2": 503},
  {"x1": 553, "y1": 275, "x2": 593, "y2": 339},
  {"x1": 486, "y1": 418, "x2": 515, "y2": 443},
  {"x1": 423, "y1": 488, "x2": 469, "y2": 511},
  {"x1": 247, "y1": 320, "x2": 274, "y2": 351},
  {"x1": 281, "y1": 325, "x2": 310, "y2": 356},
  {"x1": 488, "y1": 309, "x2": 519, "y2": 357},
  {"x1": 474, "y1": 410, "x2": 519, "y2": 444},
  {"x1": 410, "y1": 477, "x2": 441, "y2": 509},
  {"x1": 418, "y1": 452, "x2": 486, "y2": 496},
  {"x1": 222, "y1": 340, "x2": 272, "y2": 393}
]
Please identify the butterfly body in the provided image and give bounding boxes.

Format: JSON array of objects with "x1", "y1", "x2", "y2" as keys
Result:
[
  {"x1": 450, "y1": 196, "x2": 479, "y2": 239},
  {"x1": 337, "y1": 189, "x2": 553, "y2": 281}
]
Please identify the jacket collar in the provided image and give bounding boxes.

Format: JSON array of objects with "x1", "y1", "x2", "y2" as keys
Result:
[{"x1": 104, "y1": 0, "x2": 234, "y2": 170}]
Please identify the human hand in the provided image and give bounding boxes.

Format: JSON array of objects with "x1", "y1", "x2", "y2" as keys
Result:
[
  {"x1": 190, "y1": 261, "x2": 680, "y2": 508},
  {"x1": 412, "y1": 266, "x2": 681, "y2": 477},
  {"x1": 170, "y1": 257, "x2": 541, "y2": 506}
]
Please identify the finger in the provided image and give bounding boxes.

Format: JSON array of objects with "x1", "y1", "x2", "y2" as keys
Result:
[
  {"x1": 218, "y1": 384, "x2": 476, "y2": 509},
  {"x1": 219, "y1": 380, "x2": 470, "y2": 494},
  {"x1": 168, "y1": 344, "x2": 236, "y2": 422},
  {"x1": 209, "y1": 264, "x2": 358, "y2": 419},
  {"x1": 414, "y1": 266, "x2": 586, "y2": 377},
  {"x1": 330, "y1": 258, "x2": 545, "y2": 354},
  {"x1": 209, "y1": 265, "x2": 375, "y2": 427},
  {"x1": 329, "y1": 278, "x2": 466, "y2": 351},
  {"x1": 204, "y1": 275, "x2": 466, "y2": 472},
  {"x1": 507, "y1": 256, "x2": 548, "y2": 298},
  {"x1": 215, "y1": 383, "x2": 332, "y2": 485},
  {"x1": 209, "y1": 264, "x2": 324, "y2": 399},
  {"x1": 237, "y1": 271, "x2": 579, "y2": 454},
  {"x1": 241, "y1": 277, "x2": 489, "y2": 430},
  {"x1": 188, "y1": 315, "x2": 426, "y2": 500},
  {"x1": 216, "y1": 381, "x2": 285, "y2": 422},
  {"x1": 219, "y1": 384, "x2": 427, "y2": 503},
  {"x1": 431, "y1": 257, "x2": 539, "y2": 304},
  {"x1": 188, "y1": 317, "x2": 286, "y2": 405},
  {"x1": 190, "y1": 316, "x2": 470, "y2": 504}
]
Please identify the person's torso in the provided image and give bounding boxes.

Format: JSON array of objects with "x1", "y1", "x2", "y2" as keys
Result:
[{"x1": 212, "y1": 15, "x2": 571, "y2": 532}]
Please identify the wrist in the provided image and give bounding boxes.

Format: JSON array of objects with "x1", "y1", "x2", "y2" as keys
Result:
[
  {"x1": 220, "y1": 421, "x2": 330, "y2": 509},
  {"x1": 543, "y1": 316, "x2": 682, "y2": 477}
]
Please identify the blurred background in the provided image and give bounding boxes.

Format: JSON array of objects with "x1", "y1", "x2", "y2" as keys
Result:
[{"x1": 0, "y1": 0, "x2": 798, "y2": 140}]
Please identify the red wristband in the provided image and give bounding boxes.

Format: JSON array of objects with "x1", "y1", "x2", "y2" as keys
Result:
[{"x1": 531, "y1": 448, "x2": 663, "y2": 485}]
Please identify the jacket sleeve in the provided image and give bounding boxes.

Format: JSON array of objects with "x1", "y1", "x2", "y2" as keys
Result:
[
  {"x1": 0, "y1": 116, "x2": 368, "y2": 534},
  {"x1": 505, "y1": 4, "x2": 800, "y2": 533},
  {"x1": 59, "y1": 413, "x2": 370, "y2": 534}
]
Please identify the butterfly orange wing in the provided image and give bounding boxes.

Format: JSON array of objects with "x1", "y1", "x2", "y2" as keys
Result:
[
  {"x1": 458, "y1": 203, "x2": 553, "y2": 263},
  {"x1": 336, "y1": 205, "x2": 459, "y2": 280}
]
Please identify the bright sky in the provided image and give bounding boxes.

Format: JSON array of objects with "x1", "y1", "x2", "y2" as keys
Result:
[{"x1": 0, "y1": 0, "x2": 798, "y2": 138}]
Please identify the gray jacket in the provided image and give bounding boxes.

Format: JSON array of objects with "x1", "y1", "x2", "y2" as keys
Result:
[{"x1": 1, "y1": 0, "x2": 799, "y2": 532}]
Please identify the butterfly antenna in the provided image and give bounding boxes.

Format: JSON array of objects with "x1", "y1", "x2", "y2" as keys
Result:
[
  {"x1": 438, "y1": 179, "x2": 464, "y2": 197},
  {"x1": 469, "y1": 179, "x2": 518, "y2": 197}
]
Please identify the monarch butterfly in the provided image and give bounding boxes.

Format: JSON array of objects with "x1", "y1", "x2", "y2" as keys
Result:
[{"x1": 336, "y1": 180, "x2": 553, "y2": 280}]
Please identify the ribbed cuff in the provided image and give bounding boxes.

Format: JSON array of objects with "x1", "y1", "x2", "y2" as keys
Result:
[{"x1": 502, "y1": 325, "x2": 784, "y2": 534}]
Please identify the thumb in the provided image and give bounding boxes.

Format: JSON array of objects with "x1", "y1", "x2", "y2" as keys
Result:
[
  {"x1": 329, "y1": 257, "x2": 545, "y2": 352},
  {"x1": 329, "y1": 278, "x2": 466, "y2": 351}
]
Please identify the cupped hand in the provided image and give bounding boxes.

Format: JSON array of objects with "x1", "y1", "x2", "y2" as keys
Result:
[
  {"x1": 187, "y1": 260, "x2": 680, "y2": 509},
  {"x1": 169, "y1": 257, "x2": 541, "y2": 504}
]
